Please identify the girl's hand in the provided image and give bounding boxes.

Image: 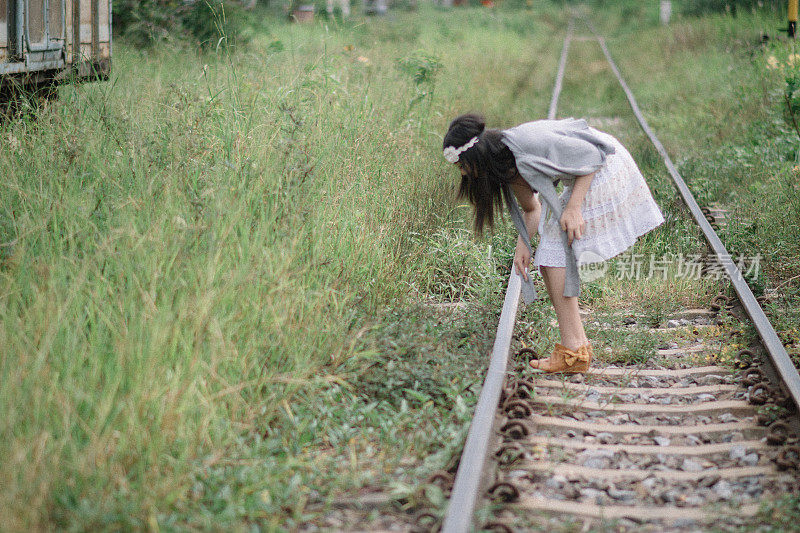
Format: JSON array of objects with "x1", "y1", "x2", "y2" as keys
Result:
[
  {"x1": 560, "y1": 206, "x2": 586, "y2": 246},
  {"x1": 514, "y1": 235, "x2": 532, "y2": 281}
]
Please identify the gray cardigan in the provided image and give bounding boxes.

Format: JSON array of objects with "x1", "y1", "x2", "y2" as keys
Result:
[{"x1": 500, "y1": 118, "x2": 616, "y2": 303}]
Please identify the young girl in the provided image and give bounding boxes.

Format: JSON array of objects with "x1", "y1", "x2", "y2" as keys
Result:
[{"x1": 443, "y1": 113, "x2": 665, "y2": 373}]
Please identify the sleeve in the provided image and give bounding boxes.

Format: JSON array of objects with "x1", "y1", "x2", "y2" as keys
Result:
[
  {"x1": 501, "y1": 122, "x2": 590, "y2": 301},
  {"x1": 534, "y1": 130, "x2": 615, "y2": 179},
  {"x1": 503, "y1": 119, "x2": 616, "y2": 182}
]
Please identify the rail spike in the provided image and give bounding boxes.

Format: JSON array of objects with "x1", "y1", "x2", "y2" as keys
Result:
[
  {"x1": 487, "y1": 481, "x2": 520, "y2": 503},
  {"x1": 494, "y1": 443, "x2": 526, "y2": 466},
  {"x1": 482, "y1": 521, "x2": 515, "y2": 533},
  {"x1": 500, "y1": 420, "x2": 530, "y2": 440},
  {"x1": 747, "y1": 381, "x2": 774, "y2": 405},
  {"x1": 427, "y1": 470, "x2": 454, "y2": 495},
  {"x1": 767, "y1": 421, "x2": 791, "y2": 446},
  {"x1": 775, "y1": 445, "x2": 800, "y2": 471},
  {"x1": 412, "y1": 511, "x2": 441, "y2": 533},
  {"x1": 740, "y1": 366, "x2": 764, "y2": 386},
  {"x1": 503, "y1": 398, "x2": 534, "y2": 419},
  {"x1": 515, "y1": 347, "x2": 537, "y2": 360}
]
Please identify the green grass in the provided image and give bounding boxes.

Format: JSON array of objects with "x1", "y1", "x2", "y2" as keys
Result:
[{"x1": 0, "y1": 4, "x2": 567, "y2": 530}]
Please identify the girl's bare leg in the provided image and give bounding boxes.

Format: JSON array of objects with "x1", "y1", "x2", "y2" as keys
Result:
[{"x1": 539, "y1": 265, "x2": 588, "y2": 351}]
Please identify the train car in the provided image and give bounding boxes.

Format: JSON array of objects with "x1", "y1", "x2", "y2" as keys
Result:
[{"x1": 1, "y1": 0, "x2": 111, "y2": 96}]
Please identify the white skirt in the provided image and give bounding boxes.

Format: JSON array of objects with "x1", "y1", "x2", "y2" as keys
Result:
[{"x1": 533, "y1": 129, "x2": 665, "y2": 269}]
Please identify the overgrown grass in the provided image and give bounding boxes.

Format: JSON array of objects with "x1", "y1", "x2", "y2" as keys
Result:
[{"x1": 0, "y1": 3, "x2": 569, "y2": 529}]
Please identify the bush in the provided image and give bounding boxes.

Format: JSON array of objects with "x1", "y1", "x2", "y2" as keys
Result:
[
  {"x1": 395, "y1": 50, "x2": 442, "y2": 84},
  {"x1": 114, "y1": 0, "x2": 250, "y2": 49},
  {"x1": 680, "y1": 0, "x2": 783, "y2": 17},
  {"x1": 182, "y1": 1, "x2": 251, "y2": 49},
  {"x1": 113, "y1": 0, "x2": 183, "y2": 47}
]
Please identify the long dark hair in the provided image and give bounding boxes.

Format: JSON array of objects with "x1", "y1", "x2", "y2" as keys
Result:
[{"x1": 443, "y1": 113, "x2": 518, "y2": 234}]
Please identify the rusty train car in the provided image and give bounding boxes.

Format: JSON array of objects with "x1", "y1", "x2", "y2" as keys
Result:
[{"x1": 1, "y1": 0, "x2": 111, "y2": 96}]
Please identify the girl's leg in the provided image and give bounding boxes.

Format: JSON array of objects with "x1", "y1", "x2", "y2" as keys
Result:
[{"x1": 539, "y1": 265, "x2": 588, "y2": 351}]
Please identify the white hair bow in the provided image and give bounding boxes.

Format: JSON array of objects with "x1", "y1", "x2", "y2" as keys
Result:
[{"x1": 443, "y1": 136, "x2": 479, "y2": 163}]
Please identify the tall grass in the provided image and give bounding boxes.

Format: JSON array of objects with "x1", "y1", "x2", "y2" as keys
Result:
[{"x1": 0, "y1": 5, "x2": 568, "y2": 528}]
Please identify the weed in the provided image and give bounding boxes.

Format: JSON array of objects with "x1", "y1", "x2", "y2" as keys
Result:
[{"x1": 0, "y1": 4, "x2": 557, "y2": 529}]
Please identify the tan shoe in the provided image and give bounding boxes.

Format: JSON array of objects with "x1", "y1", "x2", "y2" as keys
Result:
[{"x1": 529, "y1": 342, "x2": 592, "y2": 373}]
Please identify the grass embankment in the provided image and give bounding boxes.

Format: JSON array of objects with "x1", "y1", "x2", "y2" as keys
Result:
[{"x1": 0, "y1": 4, "x2": 567, "y2": 530}]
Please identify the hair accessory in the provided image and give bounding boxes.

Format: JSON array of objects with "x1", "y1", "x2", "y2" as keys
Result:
[{"x1": 443, "y1": 136, "x2": 479, "y2": 163}]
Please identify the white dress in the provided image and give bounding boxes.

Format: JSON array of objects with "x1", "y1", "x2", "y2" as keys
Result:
[{"x1": 532, "y1": 129, "x2": 665, "y2": 268}]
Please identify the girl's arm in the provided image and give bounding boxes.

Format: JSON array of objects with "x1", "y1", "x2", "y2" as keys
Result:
[
  {"x1": 560, "y1": 171, "x2": 596, "y2": 245},
  {"x1": 510, "y1": 179, "x2": 541, "y2": 281},
  {"x1": 510, "y1": 179, "x2": 541, "y2": 234},
  {"x1": 566, "y1": 171, "x2": 596, "y2": 212}
]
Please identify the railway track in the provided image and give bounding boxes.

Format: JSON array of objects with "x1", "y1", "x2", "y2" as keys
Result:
[{"x1": 437, "y1": 18, "x2": 800, "y2": 533}]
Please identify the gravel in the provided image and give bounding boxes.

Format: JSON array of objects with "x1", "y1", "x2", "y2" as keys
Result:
[
  {"x1": 579, "y1": 487, "x2": 607, "y2": 504},
  {"x1": 713, "y1": 480, "x2": 733, "y2": 499},
  {"x1": 681, "y1": 459, "x2": 704, "y2": 472},
  {"x1": 741, "y1": 453, "x2": 760, "y2": 467},
  {"x1": 730, "y1": 445, "x2": 747, "y2": 461},
  {"x1": 597, "y1": 432, "x2": 614, "y2": 444},
  {"x1": 545, "y1": 475, "x2": 567, "y2": 489},
  {"x1": 491, "y1": 321, "x2": 794, "y2": 532}
]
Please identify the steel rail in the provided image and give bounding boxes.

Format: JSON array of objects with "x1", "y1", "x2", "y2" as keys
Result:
[
  {"x1": 440, "y1": 21, "x2": 575, "y2": 533},
  {"x1": 582, "y1": 21, "x2": 800, "y2": 413},
  {"x1": 549, "y1": 18, "x2": 574, "y2": 121}
]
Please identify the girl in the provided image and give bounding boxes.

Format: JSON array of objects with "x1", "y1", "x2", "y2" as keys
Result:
[{"x1": 443, "y1": 113, "x2": 665, "y2": 373}]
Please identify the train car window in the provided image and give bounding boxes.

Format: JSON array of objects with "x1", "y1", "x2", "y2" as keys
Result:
[
  {"x1": 27, "y1": 0, "x2": 45, "y2": 45},
  {"x1": 48, "y1": 0, "x2": 63, "y2": 41},
  {"x1": 1, "y1": 0, "x2": 7, "y2": 50}
]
